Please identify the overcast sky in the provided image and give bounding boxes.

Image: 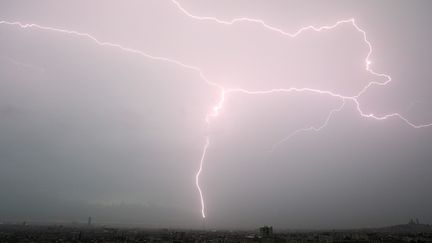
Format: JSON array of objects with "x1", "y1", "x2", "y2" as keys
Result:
[{"x1": 1, "y1": 0, "x2": 432, "y2": 229}]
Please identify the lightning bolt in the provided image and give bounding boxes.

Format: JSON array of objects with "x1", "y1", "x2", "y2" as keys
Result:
[
  {"x1": 0, "y1": 20, "x2": 223, "y2": 91},
  {"x1": 170, "y1": 0, "x2": 432, "y2": 220},
  {"x1": 197, "y1": 137, "x2": 210, "y2": 218},
  {"x1": 270, "y1": 100, "x2": 346, "y2": 153},
  {"x1": 1, "y1": 0, "x2": 432, "y2": 222}
]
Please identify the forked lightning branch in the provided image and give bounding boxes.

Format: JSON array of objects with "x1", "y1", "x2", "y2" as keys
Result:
[{"x1": 1, "y1": 0, "x2": 431, "y2": 220}]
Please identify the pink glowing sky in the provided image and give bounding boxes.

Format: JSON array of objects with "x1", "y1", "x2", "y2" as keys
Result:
[{"x1": 1, "y1": 0, "x2": 432, "y2": 229}]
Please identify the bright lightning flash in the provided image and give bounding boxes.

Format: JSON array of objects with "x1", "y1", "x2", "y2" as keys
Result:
[
  {"x1": 1, "y1": 0, "x2": 432, "y2": 221},
  {"x1": 171, "y1": 0, "x2": 432, "y2": 220}
]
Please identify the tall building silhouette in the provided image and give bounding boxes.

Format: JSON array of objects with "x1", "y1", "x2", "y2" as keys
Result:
[{"x1": 259, "y1": 226, "x2": 273, "y2": 238}]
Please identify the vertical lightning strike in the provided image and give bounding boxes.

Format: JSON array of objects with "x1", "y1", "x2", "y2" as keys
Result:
[
  {"x1": 0, "y1": 19, "x2": 222, "y2": 220},
  {"x1": 197, "y1": 137, "x2": 210, "y2": 218},
  {"x1": 2, "y1": 0, "x2": 432, "y2": 221}
]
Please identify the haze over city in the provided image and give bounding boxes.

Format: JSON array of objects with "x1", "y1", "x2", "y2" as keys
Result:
[{"x1": 1, "y1": 0, "x2": 432, "y2": 230}]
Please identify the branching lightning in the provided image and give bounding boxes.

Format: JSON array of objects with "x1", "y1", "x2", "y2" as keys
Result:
[
  {"x1": 0, "y1": 20, "x2": 223, "y2": 91},
  {"x1": 171, "y1": 0, "x2": 432, "y2": 219},
  {"x1": 1, "y1": 0, "x2": 432, "y2": 221},
  {"x1": 269, "y1": 100, "x2": 346, "y2": 153}
]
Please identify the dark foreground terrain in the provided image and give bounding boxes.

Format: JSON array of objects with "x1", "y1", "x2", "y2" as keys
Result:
[{"x1": 0, "y1": 221, "x2": 431, "y2": 243}]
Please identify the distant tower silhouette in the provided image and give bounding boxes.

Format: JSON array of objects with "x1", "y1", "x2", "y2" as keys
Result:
[
  {"x1": 87, "y1": 216, "x2": 92, "y2": 226},
  {"x1": 259, "y1": 226, "x2": 273, "y2": 238},
  {"x1": 409, "y1": 218, "x2": 415, "y2": 225}
]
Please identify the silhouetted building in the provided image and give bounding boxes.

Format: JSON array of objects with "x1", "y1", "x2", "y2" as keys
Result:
[
  {"x1": 87, "y1": 217, "x2": 92, "y2": 226},
  {"x1": 409, "y1": 218, "x2": 421, "y2": 225},
  {"x1": 259, "y1": 226, "x2": 273, "y2": 238},
  {"x1": 173, "y1": 231, "x2": 185, "y2": 243}
]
